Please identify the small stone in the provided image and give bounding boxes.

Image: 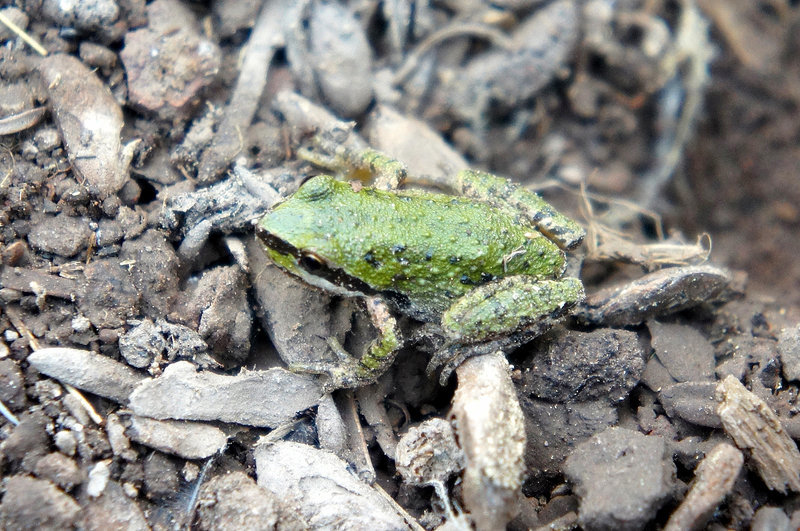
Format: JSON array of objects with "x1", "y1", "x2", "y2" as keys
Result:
[
  {"x1": 751, "y1": 506, "x2": 792, "y2": 531},
  {"x1": 0, "y1": 475, "x2": 80, "y2": 529},
  {"x1": 2, "y1": 413, "x2": 49, "y2": 470},
  {"x1": 34, "y1": 453, "x2": 84, "y2": 491},
  {"x1": 649, "y1": 321, "x2": 715, "y2": 382},
  {"x1": 564, "y1": 427, "x2": 677, "y2": 531},
  {"x1": 41, "y1": 0, "x2": 119, "y2": 31},
  {"x1": 197, "y1": 471, "x2": 285, "y2": 530},
  {"x1": 120, "y1": 0, "x2": 221, "y2": 120},
  {"x1": 522, "y1": 397, "x2": 618, "y2": 479},
  {"x1": 87, "y1": 460, "x2": 111, "y2": 497},
  {"x1": 71, "y1": 315, "x2": 92, "y2": 333},
  {"x1": 27, "y1": 214, "x2": 92, "y2": 257},
  {"x1": 523, "y1": 329, "x2": 644, "y2": 403},
  {"x1": 143, "y1": 452, "x2": 179, "y2": 500},
  {"x1": 106, "y1": 414, "x2": 136, "y2": 461},
  {"x1": 189, "y1": 265, "x2": 251, "y2": 366},
  {"x1": 33, "y1": 128, "x2": 61, "y2": 151},
  {"x1": 54, "y1": 430, "x2": 78, "y2": 457},
  {"x1": 658, "y1": 381, "x2": 721, "y2": 428},
  {"x1": 78, "y1": 42, "x2": 118, "y2": 70},
  {"x1": 0, "y1": 358, "x2": 26, "y2": 408},
  {"x1": 182, "y1": 462, "x2": 199, "y2": 482}
]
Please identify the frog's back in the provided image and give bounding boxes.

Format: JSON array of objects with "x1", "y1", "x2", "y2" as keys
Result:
[{"x1": 262, "y1": 176, "x2": 565, "y2": 320}]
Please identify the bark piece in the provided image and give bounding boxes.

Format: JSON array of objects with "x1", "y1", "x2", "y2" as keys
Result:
[{"x1": 716, "y1": 375, "x2": 800, "y2": 493}]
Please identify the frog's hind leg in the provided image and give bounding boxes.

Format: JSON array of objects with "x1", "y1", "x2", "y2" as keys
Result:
[
  {"x1": 453, "y1": 170, "x2": 586, "y2": 251},
  {"x1": 429, "y1": 276, "x2": 585, "y2": 385},
  {"x1": 290, "y1": 296, "x2": 402, "y2": 390}
]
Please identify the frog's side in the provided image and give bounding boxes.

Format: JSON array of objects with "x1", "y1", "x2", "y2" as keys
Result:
[{"x1": 257, "y1": 157, "x2": 585, "y2": 389}]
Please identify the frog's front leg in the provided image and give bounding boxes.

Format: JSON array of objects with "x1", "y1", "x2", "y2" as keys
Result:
[
  {"x1": 428, "y1": 276, "x2": 585, "y2": 384},
  {"x1": 298, "y1": 131, "x2": 406, "y2": 190},
  {"x1": 291, "y1": 297, "x2": 402, "y2": 390}
]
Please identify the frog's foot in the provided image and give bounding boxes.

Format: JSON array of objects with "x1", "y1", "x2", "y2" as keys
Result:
[
  {"x1": 299, "y1": 132, "x2": 407, "y2": 190},
  {"x1": 288, "y1": 350, "x2": 375, "y2": 391},
  {"x1": 289, "y1": 297, "x2": 402, "y2": 390},
  {"x1": 430, "y1": 277, "x2": 585, "y2": 385},
  {"x1": 427, "y1": 323, "x2": 555, "y2": 386}
]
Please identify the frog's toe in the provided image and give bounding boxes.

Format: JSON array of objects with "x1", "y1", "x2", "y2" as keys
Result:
[{"x1": 427, "y1": 343, "x2": 498, "y2": 386}]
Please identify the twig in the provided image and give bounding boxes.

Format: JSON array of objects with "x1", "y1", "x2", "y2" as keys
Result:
[
  {"x1": 7, "y1": 305, "x2": 104, "y2": 425},
  {"x1": 392, "y1": 22, "x2": 513, "y2": 85},
  {"x1": 0, "y1": 399, "x2": 20, "y2": 426},
  {"x1": 373, "y1": 481, "x2": 427, "y2": 531},
  {"x1": 65, "y1": 383, "x2": 104, "y2": 425},
  {"x1": 0, "y1": 12, "x2": 48, "y2": 56}
]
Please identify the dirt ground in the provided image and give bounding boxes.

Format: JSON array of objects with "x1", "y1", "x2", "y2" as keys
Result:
[{"x1": 1, "y1": 0, "x2": 800, "y2": 529}]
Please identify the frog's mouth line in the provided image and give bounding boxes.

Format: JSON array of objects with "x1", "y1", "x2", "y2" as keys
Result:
[{"x1": 258, "y1": 227, "x2": 378, "y2": 296}]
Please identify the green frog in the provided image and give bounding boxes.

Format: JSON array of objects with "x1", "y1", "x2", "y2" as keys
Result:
[{"x1": 257, "y1": 147, "x2": 585, "y2": 389}]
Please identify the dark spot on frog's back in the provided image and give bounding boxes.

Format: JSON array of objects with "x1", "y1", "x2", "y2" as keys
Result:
[{"x1": 364, "y1": 251, "x2": 381, "y2": 269}]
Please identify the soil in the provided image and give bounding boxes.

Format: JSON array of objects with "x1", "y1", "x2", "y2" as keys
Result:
[{"x1": 1, "y1": 0, "x2": 800, "y2": 529}]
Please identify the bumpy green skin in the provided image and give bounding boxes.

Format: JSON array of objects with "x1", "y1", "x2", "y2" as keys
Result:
[
  {"x1": 453, "y1": 170, "x2": 585, "y2": 250},
  {"x1": 442, "y1": 276, "x2": 584, "y2": 342},
  {"x1": 259, "y1": 175, "x2": 567, "y2": 321}
]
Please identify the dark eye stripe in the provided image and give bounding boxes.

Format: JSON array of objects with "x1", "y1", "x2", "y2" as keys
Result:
[{"x1": 259, "y1": 229, "x2": 377, "y2": 295}]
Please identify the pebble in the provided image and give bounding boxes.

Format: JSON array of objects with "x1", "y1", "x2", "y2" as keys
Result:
[
  {"x1": 564, "y1": 427, "x2": 677, "y2": 530},
  {"x1": 120, "y1": 0, "x2": 221, "y2": 120},
  {"x1": 0, "y1": 475, "x2": 80, "y2": 529},
  {"x1": 649, "y1": 321, "x2": 715, "y2": 382},
  {"x1": 27, "y1": 214, "x2": 91, "y2": 257},
  {"x1": 41, "y1": 0, "x2": 119, "y2": 31},
  {"x1": 197, "y1": 471, "x2": 286, "y2": 530},
  {"x1": 778, "y1": 325, "x2": 800, "y2": 382},
  {"x1": 523, "y1": 328, "x2": 644, "y2": 403},
  {"x1": 33, "y1": 452, "x2": 84, "y2": 491},
  {"x1": 658, "y1": 381, "x2": 721, "y2": 428}
]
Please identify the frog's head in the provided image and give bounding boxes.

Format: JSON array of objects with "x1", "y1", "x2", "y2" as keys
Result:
[{"x1": 257, "y1": 175, "x2": 370, "y2": 296}]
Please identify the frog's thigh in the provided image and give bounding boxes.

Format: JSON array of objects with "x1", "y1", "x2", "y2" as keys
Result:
[
  {"x1": 441, "y1": 276, "x2": 584, "y2": 343},
  {"x1": 453, "y1": 170, "x2": 585, "y2": 250}
]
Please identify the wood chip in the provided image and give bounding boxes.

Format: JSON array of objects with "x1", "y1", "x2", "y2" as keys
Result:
[
  {"x1": 716, "y1": 375, "x2": 800, "y2": 493},
  {"x1": 664, "y1": 443, "x2": 743, "y2": 531}
]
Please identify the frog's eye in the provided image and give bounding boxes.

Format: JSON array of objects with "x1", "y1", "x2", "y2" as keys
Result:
[{"x1": 299, "y1": 252, "x2": 326, "y2": 272}]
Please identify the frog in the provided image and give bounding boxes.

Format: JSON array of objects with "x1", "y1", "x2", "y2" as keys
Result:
[{"x1": 256, "y1": 145, "x2": 585, "y2": 389}]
